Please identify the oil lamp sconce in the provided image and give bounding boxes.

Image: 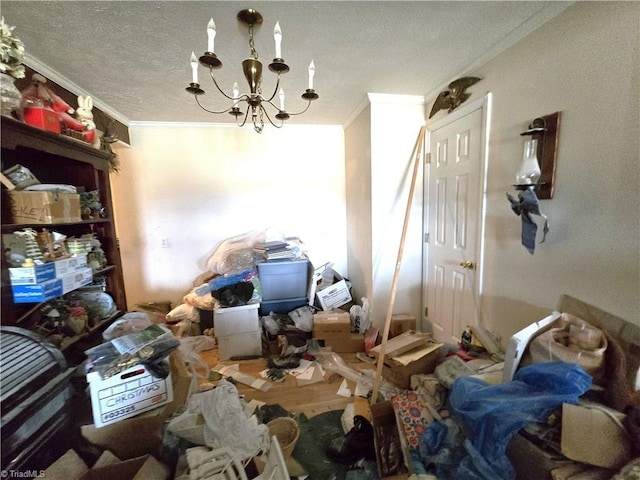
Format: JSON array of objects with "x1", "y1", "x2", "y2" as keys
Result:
[{"x1": 506, "y1": 112, "x2": 561, "y2": 254}]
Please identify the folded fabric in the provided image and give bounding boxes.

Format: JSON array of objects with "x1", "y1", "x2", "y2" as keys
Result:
[{"x1": 506, "y1": 188, "x2": 549, "y2": 254}]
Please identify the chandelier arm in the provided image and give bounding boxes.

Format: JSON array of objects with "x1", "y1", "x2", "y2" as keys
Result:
[
  {"x1": 285, "y1": 99, "x2": 313, "y2": 116},
  {"x1": 195, "y1": 95, "x2": 235, "y2": 115},
  {"x1": 259, "y1": 104, "x2": 284, "y2": 129},
  {"x1": 236, "y1": 105, "x2": 251, "y2": 128},
  {"x1": 208, "y1": 69, "x2": 237, "y2": 101},
  {"x1": 264, "y1": 75, "x2": 282, "y2": 103}
]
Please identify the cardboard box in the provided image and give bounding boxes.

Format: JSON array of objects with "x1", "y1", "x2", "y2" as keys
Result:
[
  {"x1": 54, "y1": 253, "x2": 88, "y2": 276},
  {"x1": 320, "y1": 333, "x2": 364, "y2": 352},
  {"x1": 11, "y1": 277, "x2": 63, "y2": 303},
  {"x1": 382, "y1": 342, "x2": 443, "y2": 389},
  {"x1": 6, "y1": 191, "x2": 81, "y2": 224},
  {"x1": 11, "y1": 266, "x2": 93, "y2": 303},
  {"x1": 9, "y1": 254, "x2": 88, "y2": 285},
  {"x1": 316, "y1": 278, "x2": 352, "y2": 311},
  {"x1": 78, "y1": 454, "x2": 170, "y2": 480},
  {"x1": 561, "y1": 402, "x2": 634, "y2": 469},
  {"x1": 86, "y1": 362, "x2": 174, "y2": 428},
  {"x1": 370, "y1": 401, "x2": 408, "y2": 478},
  {"x1": 9, "y1": 261, "x2": 56, "y2": 284},
  {"x1": 81, "y1": 352, "x2": 191, "y2": 460},
  {"x1": 506, "y1": 432, "x2": 576, "y2": 480},
  {"x1": 23, "y1": 107, "x2": 61, "y2": 133},
  {"x1": 313, "y1": 309, "x2": 351, "y2": 337},
  {"x1": 61, "y1": 267, "x2": 93, "y2": 293},
  {"x1": 390, "y1": 314, "x2": 416, "y2": 338}
]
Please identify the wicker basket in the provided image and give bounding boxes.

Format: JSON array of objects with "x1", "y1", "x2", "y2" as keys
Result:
[{"x1": 267, "y1": 416, "x2": 299, "y2": 459}]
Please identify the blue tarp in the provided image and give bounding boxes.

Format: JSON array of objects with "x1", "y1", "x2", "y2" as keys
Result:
[{"x1": 420, "y1": 361, "x2": 592, "y2": 479}]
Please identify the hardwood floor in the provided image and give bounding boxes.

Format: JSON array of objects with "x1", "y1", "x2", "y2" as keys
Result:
[{"x1": 198, "y1": 347, "x2": 376, "y2": 419}]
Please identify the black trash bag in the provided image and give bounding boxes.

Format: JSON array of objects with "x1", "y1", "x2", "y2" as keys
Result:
[{"x1": 211, "y1": 281, "x2": 254, "y2": 307}]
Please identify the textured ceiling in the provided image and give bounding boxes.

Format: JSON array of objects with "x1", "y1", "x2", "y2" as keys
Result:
[{"x1": 2, "y1": 1, "x2": 572, "y2": 127}]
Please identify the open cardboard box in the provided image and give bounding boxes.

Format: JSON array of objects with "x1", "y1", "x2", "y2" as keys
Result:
[
  {"x1": 382, "y1": 342, "x2": 443, "y2": 389},
  {"x1": 78, "y1": 454, "x2": 170, "y2": 480},
  {"x1": 561, "y1": 402, "x2": 634, "y2": 470},
  {"x1": 81, "y1": 351, "x2": 192, "y2": 460}
]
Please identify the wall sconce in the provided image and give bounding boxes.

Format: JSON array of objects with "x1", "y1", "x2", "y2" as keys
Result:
[
  {"x1": 507, "y1": 111, "x2": 560, "y2": 254},
  {"x1": 514, "y1": 111, "x2": 561, "y2": 199}
]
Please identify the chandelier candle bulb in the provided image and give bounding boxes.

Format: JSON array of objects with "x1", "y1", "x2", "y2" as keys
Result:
[
  {"x1": 279, "y1": 88, "x2": 285, "y2": 110},
  {"x1": 233, "y1": 82, "x2": 240, "y2": 106},
  {"x1": 308, "y1": 60, "x2": 315, "y2": 89},
  {"x1": 207, "y1": 18, "x2": 216, "y2": 53},
  {"x1": 274, "y1": 21, "x2": 282, "y2": 59},
  {"x1": 190, "y1": 52, "x2": 198, "y2": 84}
]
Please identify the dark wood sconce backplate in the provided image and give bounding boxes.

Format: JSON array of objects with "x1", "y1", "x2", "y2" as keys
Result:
[{"x1": 529, "y1": 111, "x2": 561, "y2": 199}]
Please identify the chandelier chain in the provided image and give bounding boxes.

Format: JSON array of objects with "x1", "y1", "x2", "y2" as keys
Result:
[{"x1": 248, "y1": 24, "x2": 258, "y2": 59}]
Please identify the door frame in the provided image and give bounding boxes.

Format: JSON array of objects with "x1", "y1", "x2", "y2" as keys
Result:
[{"x1": 422, "y1": 93, "x2": 492, "y2": 333}]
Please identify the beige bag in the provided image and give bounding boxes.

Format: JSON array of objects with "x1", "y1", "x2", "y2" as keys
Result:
[{"x1": 527, "y1": 312, "x2": 608, "y2": 384}]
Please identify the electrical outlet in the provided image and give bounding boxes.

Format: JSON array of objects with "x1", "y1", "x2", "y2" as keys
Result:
[{"x1": 161, "y1": 238, "x2": 170, "y2": 248}]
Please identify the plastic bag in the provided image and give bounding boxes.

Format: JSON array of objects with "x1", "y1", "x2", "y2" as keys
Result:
[
  {"x1": 178, "y1": 335, "x2": 216, "y2": 397},
  {"x1": 446, "y1": 361, "x2": 592, "y2": 480},
  {"x1": 86, "y1": 324, "x2": 180, "y2": 379},
  {"x1": 102, "y1": 312, "x2": 153, "y2": 341},
  {"x1": 204, "y1": 229, "x2": 269, "y2": 275},
  {"x1": 195, "y1": 269, "x2": 261, "y2": 307},
  {"x1": 526, "y1": 312, "x2": 607, "y2": 384},
  {"x1": 350, "y1": 297, "x2": 371, "y2": 334},
  {"x1": 169, "y1": 379, "x2": 269, "y2": 459},
  {"x1": 288, "y1": 305, "x2": 314, "y2": 332}
]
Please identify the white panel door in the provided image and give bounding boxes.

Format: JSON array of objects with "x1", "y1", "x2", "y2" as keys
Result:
[{"x1": 425, "y1": 98, "x2": 487, "y2": 343}]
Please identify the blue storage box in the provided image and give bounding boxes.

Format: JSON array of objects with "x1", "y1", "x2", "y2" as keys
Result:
[
  {"x1": 12, "y1": 278, "x2": 63, "y2": 303},
  {"x1": 9, "y1": 262, "x2": 56, "y2": 285},
  {"x1": 259, "y1": 296, "x2": 309, "y2": 316},
  {"x1": 257, "y1": 259, "x2": 310, "y2": 301}
]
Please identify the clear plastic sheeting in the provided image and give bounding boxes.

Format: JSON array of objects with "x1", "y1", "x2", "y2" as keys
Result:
[
  {"x1": 168, "y1": 379, "x2": 269, "y2": 460},
  {"x1": 442, "y1": 361, "x2": 592, "y2": 480},
  {"x1": 204, "y1": 229, "x2": 268, "y2": 276},
  {"x1": 315, "y1": 350, "x2": 398, "y2": 400}
]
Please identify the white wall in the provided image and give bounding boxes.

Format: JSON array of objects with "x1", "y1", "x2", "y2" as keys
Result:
[
  {"x1": 111, "y1": 124, "x2": 345, "y2": 308},
  {"x1": 427, "y1": 1, "x2": 640, "y2": 343},
  {"x1": 369, "y1": 95, "x2": 426, "y2": 327},
  {"x1": 345, "y1": 95, "x2": 426, "y2": 329},
  {"x1": 345, "y1": 104, "x2": 373, "y2": 303},
  {"x1": 110, "y1": 2, "x2": 639, "y2": 341}
]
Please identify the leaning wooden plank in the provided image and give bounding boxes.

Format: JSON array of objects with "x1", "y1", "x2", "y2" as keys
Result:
[{"x1": 371, "y1": 126, "x2": 426, "y2": 404}]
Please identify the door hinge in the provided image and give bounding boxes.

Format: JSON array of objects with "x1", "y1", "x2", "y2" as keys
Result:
[
  {"x1": 425, "y1": 152, "x2": 432, "y2": 164},
  {"x1": 424, "y1": 307, "x2": 428, "y2": 317},
  {"x1": 424, "y1": 233, "x2": 430, "y2": 243}
]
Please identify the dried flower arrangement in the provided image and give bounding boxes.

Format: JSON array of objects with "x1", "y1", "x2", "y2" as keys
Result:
[{"x1": 0, "y1": 17, "x2": 25, "y2": 79}]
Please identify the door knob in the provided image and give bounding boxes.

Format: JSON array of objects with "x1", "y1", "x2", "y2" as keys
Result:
[{"x1": 459, "y1": 260, "x2": 475, "y2": 269}]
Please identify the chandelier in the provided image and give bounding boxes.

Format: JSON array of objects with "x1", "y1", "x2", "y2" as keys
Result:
[{"x1": 186, "y1": 9, "x2": 319, "y2": 133}]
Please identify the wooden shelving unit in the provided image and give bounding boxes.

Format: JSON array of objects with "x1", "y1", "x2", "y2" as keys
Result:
[{"x1": 1, "y1": 116, "x2": 126, "y2": 352}]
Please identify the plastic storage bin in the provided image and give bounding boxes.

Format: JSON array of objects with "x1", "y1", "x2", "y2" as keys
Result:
[
  {"x1": 257, "y1": 259, "x2": 310, "y2": 301},
  {"x1": 259, "y1": 296, "x2": 309, "y2": 316},
  {"x1": 214, "y1": 303, "x2": 261, "y2": 360}
]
